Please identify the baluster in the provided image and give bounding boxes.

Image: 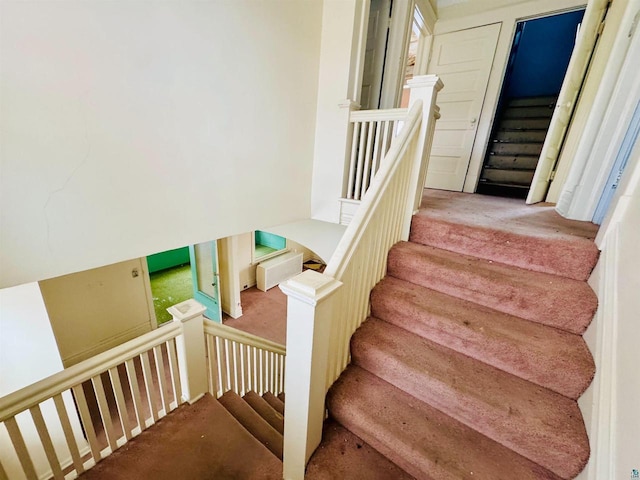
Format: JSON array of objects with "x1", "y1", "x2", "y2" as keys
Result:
[
  {"x1": 167, "y1": 338, "x2": 183, "y2": 407},
  {"x1": 140, "y1": 351, "x2": 160, "y2": 423},
  {"x1": 360, "y1": 121, "x2": 376, "y2": 198},
  {"x1": 52, "y1": 393, "x2": 84, "y2": 474},
  {"x1": 216, "y1": 337, "x2": 227, "y2": 396},
  {"x1": 381, "y1": 120, "x2": 392, "y2": 159},
  {"x1": 124, "y1": 359, "x2": 146, "y2": 430},
  {"x1": 372, "y1": 119, "x2": 384, "y2": 175},
  {"x1": 153, "y1": 345, "x2": 171, "y2": 416},
  {"x1": 71, "y1": 384, "x2": 101, "y2": 462},
  {"x1": 4, "y1": 416, "x2": 38, "y2": 480},
  {"x1": 29, "y1": 403, "x2": 64, "y2": 480},
  {"x1": 346, "y1": 122, "x2": 360, "y2": 199},
  {"x1": 354, "y1": 121, "x2": 368, "y2": 200},
  {"x1": 206, "y1": 335, "x2": 218, "y2": 397},
  {"x1": 92, "y1": 374, "x2": 118, "y2": 451},
  {"x1": 109, "y1": 366, "x2": 132, "y2": 441}
]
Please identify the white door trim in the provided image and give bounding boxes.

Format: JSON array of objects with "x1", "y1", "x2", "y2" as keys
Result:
[{"x1": 557, "y1": 3, "x2": 640, "y2": 220}]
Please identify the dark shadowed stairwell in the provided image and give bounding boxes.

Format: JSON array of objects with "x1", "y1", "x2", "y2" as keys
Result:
[{"x1": 306, "y1": 190, "x2": 599, "y2": 480}]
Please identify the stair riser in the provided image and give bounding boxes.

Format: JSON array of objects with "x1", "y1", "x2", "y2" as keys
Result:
[
  {"x1": 328, "y1": 367, "x2": 564, "y2": 480},
  {"x1": 350, "y1": 320, "x2": 589, "y2": 478},
  {"x1": 409, "y1": 217, "x2": 598, "y2": 281},
  {"x1": 501, "y1": 118, "x2": 551, "y2": 129},
  {"x1": 485, "y1": 154, "x2": 539, "y2": 170},
  {"x1": 503, "y1": 106, "x2": 554, "y2": 118},
  {"x1": 387, "y1": 243, "x2": 597, "y2": 334},
  {"x1": 481, "y1": 169, "x2": 535, "y2": 186},
  {"x1": 489, "y1": 142, "x2": 542, "y2": 155},
  {"x1": 495, "y1": 130, "x2": 547, "y2": 143},
  {"x1": 370, "y1": 279, "x2": 595, "y2": 399}
]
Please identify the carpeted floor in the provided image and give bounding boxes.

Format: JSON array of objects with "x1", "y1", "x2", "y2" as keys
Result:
[
  {"x1": 149, "y1": 264, "x2": 193, "y2": 325},
  {"x1": 223, "y1": 287, "x2": 287, "y2": 345}
]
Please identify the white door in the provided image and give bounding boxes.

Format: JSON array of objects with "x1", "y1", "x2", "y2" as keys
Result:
[
  {"x1": 425, "y1": 23, "x2": 501, "y2": 191},
  {"x1": 360, "y1": 0, "x2": 391, "y2": 110},
  {"x1": 526, "y1": 0, "x2": 610, "y2": 204}
]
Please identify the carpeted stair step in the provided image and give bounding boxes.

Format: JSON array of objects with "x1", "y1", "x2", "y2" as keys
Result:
[
  {"x1": 218, "y1": 391, "x2": 283, "y2": 459},
  {"x1": 81, "y1": 394, "x2": 282, "y2": 479},
  {"x1": 350, "y1": 318, "x2": 589, "y2": 479},
  {"x1": 387, "y1": 241, "x2": 597, "y2": 334},
  {"x1": 410, "y1": 192, "x2": 599, "y2": 281},
  {"x1": 370, "y1": 276, "x2": 595, "y2": 398},
  {"x1": 305, "y1": 420, "x2": 415, "y2": 480},
  {"x1": 328, "y1": 365, "x2": 563, "y2": 480},
  {"x1": 244, "y1": 390, "x2": 284, "y2": 435},
  {"x1": 262, "y1": 391, "x2": 285, "y2": 416}
]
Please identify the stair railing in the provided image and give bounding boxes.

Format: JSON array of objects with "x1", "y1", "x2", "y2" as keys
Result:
[
  {"x1": 203, "y1": 320, "x2": 285, "y2": 399},
  {"x1": 0, "y1": 298, "x2": 286, "y2": 480},
  {"x1": 280, "y1": 75, "x2": 442, "y2": 480}
]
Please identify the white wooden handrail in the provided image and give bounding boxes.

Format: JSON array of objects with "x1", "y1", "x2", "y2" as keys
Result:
[
  {"x1": 280, "y1": 75, "x2": 442, "y2": 480},
  {"x1": 0, "y1": 298, "x2": 288, "y2": 480},
  {"x1": 203, "y1": 320, "x2": 285, "y2": 355},
  {"x1": 345, "y1": 107, "x2": 410, "y2": 201},
  {"x1": 0, "y1": 322, "x2": 181, "y2": 422},
  {"x1": 203, "y1": 319, "x2": 286, "y2": 399},
  {"x1": 327, "y1": 101, "x2": 422, "y2": 279}
]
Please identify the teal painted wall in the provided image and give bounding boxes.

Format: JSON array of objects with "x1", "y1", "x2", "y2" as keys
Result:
[
  {"x1": 146, "y1": 247, "x2": 190, "y2": 273},
  {"x1": 255, "y1": 231, "x2": 286, "y2": 250}
]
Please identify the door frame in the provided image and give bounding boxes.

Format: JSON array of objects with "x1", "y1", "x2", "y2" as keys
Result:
[{"x1": 189, "y1": 242, "x2": 222, "y2": 322}]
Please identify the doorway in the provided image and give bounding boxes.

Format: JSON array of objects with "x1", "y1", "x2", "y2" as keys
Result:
[
  {"x1": 147, "y1": 241, "x2": 222, "y2": 325},
  {"x1": 476, "y1": 9, "x2": 585, "y2": 198}
]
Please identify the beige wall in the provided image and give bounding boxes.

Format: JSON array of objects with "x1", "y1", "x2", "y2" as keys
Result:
[
  {"x1": 39, "y1": 258, "x2": 155, "y2": 367},
  {"x1": 0, "y1": 1, "x2": 323, "y2": 288}
]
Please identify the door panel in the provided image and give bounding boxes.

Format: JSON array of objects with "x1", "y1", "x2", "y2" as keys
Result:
[
  {"x1": 426, "y1": 23, "x2": 501, "y2": 191},
  {"x1": 189, "y1": 241, "x2": 221, "y2": 322},
  {"x1": 526, "y1": 0, "x2": 610, "y2": 204},
  {"x1": 360, "y1": 0, "x2": 391, "y2": 110}
]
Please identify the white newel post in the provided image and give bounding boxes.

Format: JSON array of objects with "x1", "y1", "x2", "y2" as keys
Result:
[
  {"x1": 168, "y1": 299, "x2": 208, "y2": 404},
  {"x1": 279, "y1": 270, "x2": 342, "y2": 480},
  {"x1": 403, "y1": 74, "x2": 443, "y2": 239}
]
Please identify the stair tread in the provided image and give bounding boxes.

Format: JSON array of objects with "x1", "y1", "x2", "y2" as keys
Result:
[
  {"x1": 351, "y1": 318, "x2": 589, "y2": 478},
  {"x1": 411, "y1": 193, "x2": 599, "y2": 281},
  {"x1": 80, "y1": 394, "x2": 282, "y2": 480},
  {"x1": 244, "y1": 390, "x2": 284, "y2": 435},
  {"x1": 371, "y1": 276, "x2": 594, "y2": 398},
  {"x1": 388, "y1": 241, "x2": 597, "y2": 334},
  {"x1": 219, "y1": 391, "x2": 283, "y2": 459},
  {"x1": 262, "y1": 391, "x2": 285, "y2": 415},
  {"x1": 306, "y1": 420, "x2": 415, "y2": 480},
  {"x1": 328, "y1": 365, "x2": 564, "y2": 480}
]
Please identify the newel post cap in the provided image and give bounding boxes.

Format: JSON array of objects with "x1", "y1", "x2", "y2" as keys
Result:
[
  {"x1": 407, "y1": 74, "x2": 444, "y2": 91},
  {"x1": 279, "y1": 270, "x2": 342, "y2": 306},
  {"x1": 168, "y1": 299, "x2": 206, "y2": 323}
]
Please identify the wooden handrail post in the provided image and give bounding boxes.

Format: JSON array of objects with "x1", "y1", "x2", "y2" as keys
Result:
[
  {"x1": 403, "y1": 74, "x2": 443, "y2": 239},
  {"x1": 279, "y1": 270, "x2": 342, "y2": 480},
  {"x1": 169, "y1": 299, "x2": 208, "y2": 404}
]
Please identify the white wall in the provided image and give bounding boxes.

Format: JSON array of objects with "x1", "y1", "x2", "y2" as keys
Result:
[
  {"x1": 0, "y1": 284, "x2": 87, "y2": 479},
  {"x1": 579, "y1": 139, "x2": 640, "y2": 479},
  {"x1": 0, "y1": 0, "x2": 322, "y2": 288},
  {"x1": 310, "y1": 0, "x2": 369, "y2": 223}
]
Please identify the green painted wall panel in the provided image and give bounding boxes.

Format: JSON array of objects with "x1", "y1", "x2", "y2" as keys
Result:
[
  {"x1": 146, "y1": 247, "x2": 190, "y2": 273},
  {"x1": 255, "y1": 231, "x2": 286, "y2": 250}
]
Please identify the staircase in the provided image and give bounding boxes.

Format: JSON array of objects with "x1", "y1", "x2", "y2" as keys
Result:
[
  {"x1": 81, "y1": 391, "x2": 285, "y2": 479},
  {"x1": 308, "y1": 190, "x2": 599, "y2": 479},
  {"x1": 478, "y1": 96, "x2": 557, "y2": 197}
]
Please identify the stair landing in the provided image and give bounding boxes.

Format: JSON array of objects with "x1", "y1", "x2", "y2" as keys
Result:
[{"x1": 80, "y1": 394, "x2": 282, "y2": 480}]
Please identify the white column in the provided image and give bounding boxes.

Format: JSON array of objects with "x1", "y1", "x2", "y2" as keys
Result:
[
  {"x1": 279, "y1": 270, "x2": 342, "y2": 480},
  {"x1": 168, "y1": 299, "x2": 208, "y2": 404},
  {"x1": 403, "y1": 74, "x2": 443, "y2": 238}
]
